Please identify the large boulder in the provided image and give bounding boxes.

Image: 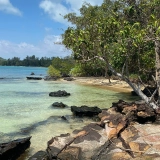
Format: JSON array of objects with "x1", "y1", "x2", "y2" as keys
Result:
[
  {"x1": 0, "y1": 136, "x2": 31, "y2": 160},
  {"x1": 49, "y1": 90, "x2": 70, "y2": 97},
  {"x1": 71, "y1": 105, "x2": 102, "y2": 117}
]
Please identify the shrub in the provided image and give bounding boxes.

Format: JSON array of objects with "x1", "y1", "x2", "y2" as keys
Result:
[{"x1": 48, "y1": 65, "x2": 61, "y2": 77}]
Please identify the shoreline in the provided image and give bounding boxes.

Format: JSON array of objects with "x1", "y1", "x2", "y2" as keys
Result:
[{"x1": 64, "y1": 77, "x2": 133, "y2": 93}]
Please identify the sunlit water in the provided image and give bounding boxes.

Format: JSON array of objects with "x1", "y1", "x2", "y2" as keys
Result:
[{"x1": 0, "y1": 66, "x2": 138, "y2": 159}]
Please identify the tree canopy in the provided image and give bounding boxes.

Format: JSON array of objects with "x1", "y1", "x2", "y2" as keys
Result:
[{"x1": 62, "y1": 0, "x2": 160, "y2": 108}]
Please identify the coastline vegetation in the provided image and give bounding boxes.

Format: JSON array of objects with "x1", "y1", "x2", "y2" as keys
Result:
[{"x1": 61, "y1": 0, "x2": 160, "y2": 108}]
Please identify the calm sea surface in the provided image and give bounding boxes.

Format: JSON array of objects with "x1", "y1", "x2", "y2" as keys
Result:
[{"x1": 0, "y1": 66, "x2": 137, "y2": 159}]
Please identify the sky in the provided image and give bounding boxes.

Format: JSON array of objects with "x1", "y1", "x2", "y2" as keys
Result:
[{"x1": 0, "y1": 0, "x2": 103, "y2": 59}]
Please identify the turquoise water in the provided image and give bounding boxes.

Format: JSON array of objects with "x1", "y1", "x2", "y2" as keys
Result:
[{"x1": 0, "y1": 66, "x2": 137, "y2": 159}]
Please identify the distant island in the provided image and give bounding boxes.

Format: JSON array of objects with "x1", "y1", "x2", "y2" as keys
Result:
[{"x1": 0, "y1": 55, "x2": 53, "y2": 67}]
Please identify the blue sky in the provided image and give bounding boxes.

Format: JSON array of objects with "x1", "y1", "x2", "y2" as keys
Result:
[{"x1": 0, "y1": 0, "x2": 103, "y2": 59}]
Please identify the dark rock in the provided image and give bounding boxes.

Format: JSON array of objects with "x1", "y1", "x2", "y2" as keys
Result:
[
  {"x1": 28, "y1": 150, "x2": 48, "y2": 160},
  {"x1": 52, "y1": 102, "x2": 68, "y2": 108},
  {"x1": 111, "y1": 99, "x2": 157, "y2": 124},
  {"x1": 49, "y1": 90, "x2": 70, "y2": 97},
  {"x1": 44, "y1": 76, "x2": 57, "y2": 81},
  {"x1": 63, "y1": 77, "x2": 74, "y2": 81},
  {"x1": 26, "y1": 76, "x2": 42, "y2": 80},
  {"x1": 61, "y1": 73, "x2": 70, "y2": 77},
  {"x1": 0, "y1": 136, "x2": 31, "y2": 160},
  {"x1": 61, "y1": 116, "x2": 68, "y2": 121},
  {"x1": 30, "y1": 72, "x2": 35, "y2": 75},
  {"x1": 71, "y1": 105, "x2": 102, "y2": 117}
]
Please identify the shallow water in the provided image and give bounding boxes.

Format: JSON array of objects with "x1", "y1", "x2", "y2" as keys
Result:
[{"x1": 0, "y1": 66, "x2": 138, "y2": 159}]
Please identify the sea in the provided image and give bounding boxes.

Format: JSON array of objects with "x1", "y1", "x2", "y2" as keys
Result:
[{"x1": 0, "y1": 66, "x2": 137, "y2": 159}]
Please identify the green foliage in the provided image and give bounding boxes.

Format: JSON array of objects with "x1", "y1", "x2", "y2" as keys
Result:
[
  {"x1": 51, "y1": 56, "x2": 75, "y2": 76},
  {"x1": 0, "y1": 57, "x2": 6, "y2": 65},
  {"x1": 48, "y1": 65, "x2": 61, "y2": 77},
  {"x1": 69, "y1": 64, "x2": 86, "y2": 76},
  {"x1": 62, "y1": 0, "x2": 160, "y2": 80}
]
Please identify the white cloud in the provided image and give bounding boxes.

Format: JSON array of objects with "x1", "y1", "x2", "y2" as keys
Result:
[
  {"x1": 0, "y1": 0, "x2": 22, "y2": 16},
  {"x1": 0, "y1": 35, "x2": 71, "y2": 59},
  {"x1": 39, "y1": 0, "x2": 103, "y2": 24}
]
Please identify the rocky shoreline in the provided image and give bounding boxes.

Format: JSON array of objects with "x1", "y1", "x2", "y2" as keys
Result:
[{"x1": 28, "y1": 99, "x2": 160, "y2": 160}]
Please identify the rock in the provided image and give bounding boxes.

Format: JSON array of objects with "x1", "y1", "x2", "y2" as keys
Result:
[
  {"x1": 28, "y1": 150, "x2": 48, "y2": 160},
  {"x1": 47, "y1": 123, "x2": 108, "y2": 160},
  {"x1": 49, "y1": 90, "x2": 70, "y2": 97},
  {"x1": 45, "y1": 100, "x2": 160, "y2": 160},
  {"x1": 71, "y1": 105, "x2": 102, "y2": 117},
  {"x1": 52, "y1": 102, "x2": 68, "y2": 108},
  {"x1": 30, "y1": 72, "x2": 35, "y2": 75},
  {"x1": 44, "y1": 76, "x2": 57, "y2": 81},
  {"x1": 61, "y1": 116, "x2": 68, "y2": 121},
  {"x1": 110, "y1": 99, "x2": 156, "y2": 124},
  {"x1": 57, "y1": 146, "x2": 81, "y2": 160},
  {"x1": 63, "y1": 77, "x2": 74, "y2": 81},
  {"x1": 26, "y1": 76, "x2": 42, "y2": 80},
  {"x1": 0, "y1": 136, "x2": 31, "y2": 160}
]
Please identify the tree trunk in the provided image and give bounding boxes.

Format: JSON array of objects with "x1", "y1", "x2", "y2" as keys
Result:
[
  {"x1": 105, "y1": 66, "x2": 111, "y2": 83},
  {"x1": 155, "y1": 39, "x2": 160, "y2": 104}
]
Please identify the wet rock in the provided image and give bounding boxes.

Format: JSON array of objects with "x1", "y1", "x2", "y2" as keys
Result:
[
  {"x1": 30, "y1": 72, "x2": 35, "y2": 75},
  {"x1": 44, "y1": 76, "x2": 57, "y2": 81},
  {"x1": 49, "y1": 90, "x2": 70, "y2": 97},
  {"x1": 0, "y1": 136, "x2": 31, "y2": 160},
  {"x1": 28, "y1": 150, "x2": 48, "y2": 160},
  {"x1": 63, "y1": 77, "x2": 74, "y2": 81},
  {"x1": 52, "y1": 102, "x2": 68, "y2": 108},
  {"x1": 61, "y1": 116, "x2": 68, "y2": 121},
  {"x1": 71, "y1": 105, "x2": 102, "y2": 117},
  {"x1": 26, "y1": 76, "x2": 42, "y2": 80}
]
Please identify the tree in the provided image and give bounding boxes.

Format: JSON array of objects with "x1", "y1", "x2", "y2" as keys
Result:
[
  {"x1": 62, "y1": 0, "x2": 160, "y2": 109},
  {"x1": 48, "y1": 65, "x2": 61, "y2": 77}
]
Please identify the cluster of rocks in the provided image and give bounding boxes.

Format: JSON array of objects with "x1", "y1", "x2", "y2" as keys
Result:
[{"x1": 28, "y1": 99, "x2": 160, "y2": 160}]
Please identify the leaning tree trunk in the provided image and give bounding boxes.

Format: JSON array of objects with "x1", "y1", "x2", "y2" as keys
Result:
[{"x1": 155, "y1": 39, "x2": 160, "y2": 104}]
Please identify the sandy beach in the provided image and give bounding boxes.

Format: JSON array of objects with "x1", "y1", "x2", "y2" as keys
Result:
[{"x1": 70, "y1": 77, "x2": 133, "y2": 93}]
